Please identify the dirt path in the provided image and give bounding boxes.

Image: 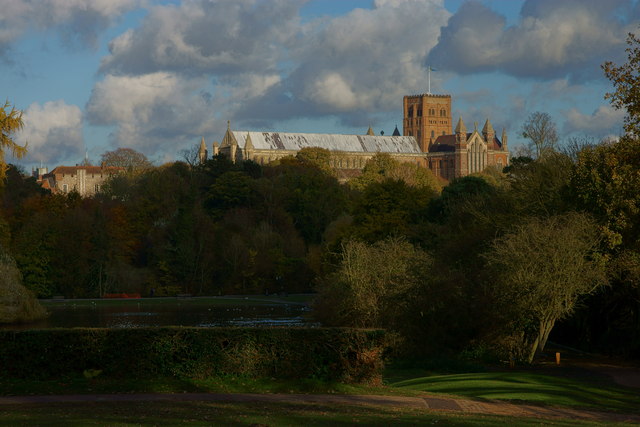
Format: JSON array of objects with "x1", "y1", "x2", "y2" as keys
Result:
[{"x1": 1, "y1": 392, "x2": 639, "y2": 423}]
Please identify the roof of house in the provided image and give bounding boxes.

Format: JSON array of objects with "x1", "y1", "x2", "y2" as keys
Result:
[
  {"x1": 48, "y1": 166, "x2": 124, "y2": 175},
  {"x1": 231, "y1": 131, "x2": 422, "y2": 154}
]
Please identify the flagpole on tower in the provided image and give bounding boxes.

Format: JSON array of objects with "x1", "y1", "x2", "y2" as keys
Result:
[{"x1": 428, "y1": 66, "x2": 431, "y2": 95}]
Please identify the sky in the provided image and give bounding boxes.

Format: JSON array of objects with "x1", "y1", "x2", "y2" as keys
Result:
[{"x1": 1, "y1": 0, "x2": 637, "y2": 169}]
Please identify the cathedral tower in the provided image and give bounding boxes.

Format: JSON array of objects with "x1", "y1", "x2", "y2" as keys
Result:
[{"x1": 403, "y1": 93, "x2": 452, "y2": 152}]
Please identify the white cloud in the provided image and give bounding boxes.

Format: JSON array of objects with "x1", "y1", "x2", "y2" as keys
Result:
[
  {"x1": 100, "y1": 0, "x2": 304, "y2": 76},
  {"x1": 17, "y1": 100, "x2": 84, "y2": 164},
  {"x1": 86, "y1": 72, "x2": 224, "y2": 155},
  {"x1": 564, "y1": 105, "x2": 625, "y2": 136},
  {"x1": 242, "y1": 0, "x2": 451, "y2": 123},
  {"x1": 85, "y1": 0, "x2": 452, "y2": 145}
]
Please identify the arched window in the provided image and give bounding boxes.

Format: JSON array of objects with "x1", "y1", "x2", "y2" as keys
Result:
[
  {"x1": 440, "y1": 109, "x2": 446, "y2": 117},
  {"x1": 408, "y1": 106, "x2": 413, "y2": 117},
  {"x1": 431, "y1": 130, "x2": 435, "y2": 138},
  {"x1": 468, "y1": 139, "x2": 487, "y2": 173}
]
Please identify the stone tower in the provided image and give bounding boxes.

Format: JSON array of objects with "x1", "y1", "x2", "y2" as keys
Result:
[{"x1": 403, "y1": 93, "x2": 452, "y2": 152}]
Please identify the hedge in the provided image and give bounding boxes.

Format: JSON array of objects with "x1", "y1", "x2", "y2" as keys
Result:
[{"x1": 0, "y1": 327, "x2": 386, "y2": 383}]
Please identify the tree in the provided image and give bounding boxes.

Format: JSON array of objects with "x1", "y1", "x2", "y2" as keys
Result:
[
  {"x1": 314, "y1": 237, "x2": 430, "y2": 329},
  {"x1": 100, "y1": 148, "x2": 152, "y2": 174},
  {"x1": 521, "y1": 112, "x2": 558, "y2": 158},
  {"x1": 483, "y1": 213, "x2": 606, "y2": 363},
  {"x1": 351, "y1": 153, "x2": 441, "y2": 192},
  {"x1": 0, "y1": 101, "x2": 27, "y2": 183},
  {"x1": 603, "y1": 32, "x2": 640, "y2": 135},
  {"x1": 295, "y1": 147, "x2": 332, "y2": 173}
]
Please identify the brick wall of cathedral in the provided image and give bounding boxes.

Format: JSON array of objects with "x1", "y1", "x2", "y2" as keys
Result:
[{"x1": 403, "y1": 94, "x2": 452, "y2": 152}]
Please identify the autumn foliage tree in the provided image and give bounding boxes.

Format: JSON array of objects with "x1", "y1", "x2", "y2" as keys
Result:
[
  {"x1": 0, "y1": 101, "x2": 27, "y2": 183},
  {"x1": 603, "y1": 32, "x2": 640, "y2": 135}
]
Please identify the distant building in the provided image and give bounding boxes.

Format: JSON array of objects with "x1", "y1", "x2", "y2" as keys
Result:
[
  {"x1": 38, "y1": 165, "x2": 123, "y2": 197},
  {"x1": 199, "y1": 92, "x2": 509, "y2": 181},
  {"x1": 403, "y1": 93, "x2": 509, "y2": 180}
]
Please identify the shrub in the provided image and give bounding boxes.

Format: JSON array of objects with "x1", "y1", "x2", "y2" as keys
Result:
[{"x1": 0, "y1": 327, "x2": 386, "y2": 384}]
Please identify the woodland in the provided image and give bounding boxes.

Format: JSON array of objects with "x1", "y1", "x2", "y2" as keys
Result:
[{"x1": 1, "y1": 34, "x2": 640, "y2": 364}]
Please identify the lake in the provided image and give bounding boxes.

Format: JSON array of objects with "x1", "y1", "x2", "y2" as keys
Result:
[{"x1": 2, "y1": 296, "x2": 317, "y2": 329}]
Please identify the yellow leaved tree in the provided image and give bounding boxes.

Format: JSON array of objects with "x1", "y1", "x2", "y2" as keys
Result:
[{"x1": 0, "y1": 101, "x2": 27, "y2": 183}]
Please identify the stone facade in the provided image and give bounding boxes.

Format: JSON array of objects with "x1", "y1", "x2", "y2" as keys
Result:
[
  {"x1": 202, "y1": 93, "x2": 509, "y2": 181},
  {"x1": 404, "y1": 93, "x2": 509, "y2": 180},
  {"x1": 40, "y1": 166, "x2": 123, "y2": 197}
]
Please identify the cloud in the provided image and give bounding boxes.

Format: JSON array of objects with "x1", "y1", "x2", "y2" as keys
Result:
[
  {"x1": 86, "y1": 72, "x2": 227, "y2": 156},
  {"x1": 564, "y1": 105, "x2": 625, "y2": 136},
  {"x1": 17, "y1": 101, "x2": 84, "y2": 164},
  {"x1": 241, "y1": 0, "x2": 451, "y2": 125},
  {"x1": 0, "y1": 0, "x2": 139, "y2": 54},
  {"x1": 87, "y1": 0, "x2": 451, "y2": 145},
  {"x1": 100, "y1": 0, "x2": 305, "y2": 77},
  {"x1": 427, "y1": 0, "x2": 636, "y2": 81}
]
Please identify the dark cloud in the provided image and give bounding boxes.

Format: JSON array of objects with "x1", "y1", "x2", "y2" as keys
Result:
[
  {"x1": 427, "y1": 0, "x2": 636, "y2": 82},
  {"x1": 0, "y1": 0, "x2": 139, "y2": 55}
]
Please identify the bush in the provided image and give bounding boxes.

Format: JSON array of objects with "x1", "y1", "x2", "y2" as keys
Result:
[
  {"x1": 0, "y1": 327, "x2": 386, "y2": 384},
  {"x1": 0, "y1": 244, "x2": 46, "y2": 324}
]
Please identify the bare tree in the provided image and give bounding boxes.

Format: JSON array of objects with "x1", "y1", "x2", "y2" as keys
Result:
[
  {"x1": 180, "y1": 144, "x2": 201, "y2": 168},
  {"x1": 521, "y1": 112, "x2": 558, "y2": 158},
  {"x1": 100, "y1": 148, "x2": 153, "y2": 174}
]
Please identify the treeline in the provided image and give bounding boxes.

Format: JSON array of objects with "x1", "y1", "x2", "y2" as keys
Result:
[
  {"x1": 1, "y1": 140, "x2": 639, "y2": 360},
  {"x1": 0, "y1": 150, "x2": 437, "y2": 299}
]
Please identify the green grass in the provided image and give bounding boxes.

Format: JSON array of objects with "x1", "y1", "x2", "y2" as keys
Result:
[
  {"x1": 389, "y1": 371, "x2": 640, "y2": 413},
  {"x1": 0, "y1": 401, "x2": 622, "y2": 426}
]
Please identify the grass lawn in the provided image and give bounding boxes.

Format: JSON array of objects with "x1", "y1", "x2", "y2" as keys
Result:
[
  {"x1": 0, "y1": 401, "x2": 622, "y2": 426},
  {"x1": 389, "y1": 370, "x2": 640, "y2": 413}
]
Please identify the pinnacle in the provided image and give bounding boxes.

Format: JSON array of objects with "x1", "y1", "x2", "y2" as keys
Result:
[
  {"x1": 455, "y1": 117, "x2": 466, "y2": 133},
  {"x1": 482, "y1": 119, "x2": 494, "y2": 134}
]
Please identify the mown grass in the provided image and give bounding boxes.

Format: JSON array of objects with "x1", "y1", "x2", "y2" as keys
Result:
[
  {"x1": 389, "y1": 371, "x2": 640, "y2": 413},
  {"x1": 0, "y1": 401, "x2": 623, "y2": 427}
]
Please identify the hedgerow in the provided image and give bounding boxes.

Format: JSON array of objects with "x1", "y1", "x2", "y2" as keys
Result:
[{"x1": 0, "y1": 327, "x2": 386, "y2": 383}]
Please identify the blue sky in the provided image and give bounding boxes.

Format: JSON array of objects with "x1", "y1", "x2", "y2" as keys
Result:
[{"x1": 1, "y1": 0, "x2": 635, "y2": 169}]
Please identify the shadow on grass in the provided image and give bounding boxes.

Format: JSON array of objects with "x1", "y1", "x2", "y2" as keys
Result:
[{"x1": 0, "y1": 401, "x2": 610, "y2": 427}]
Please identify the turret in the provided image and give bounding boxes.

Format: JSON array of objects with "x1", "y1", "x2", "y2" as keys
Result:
[
  {"x1": 454, "y1": 117, "x2": 469, "y2": 178},
  {"x1": 198, "y1": 137, "x2": 208, "y2": 163},
  {"x1": 482, "y1": 119, "x2": 495, "y2": 145},
  {"x1": 243, "y1": 132, "x2": 255, "y2": 161},
  {"x1": 501, "y1": 128, "x2": 508, "y2": 150},
  {"x1": 392, "y1": 125, "x2": 400, "y2": 136},
  {"x1": 366, "y1": 126, "x2": 375, "y2": 136},
  {"x1": 455, "y1": 117, "x2": 467, "y2": 148}
]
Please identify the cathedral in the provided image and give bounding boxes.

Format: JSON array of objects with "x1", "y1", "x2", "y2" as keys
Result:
[{"x1": 200, "y1": 93, "x2": 509, "y2": 180}]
